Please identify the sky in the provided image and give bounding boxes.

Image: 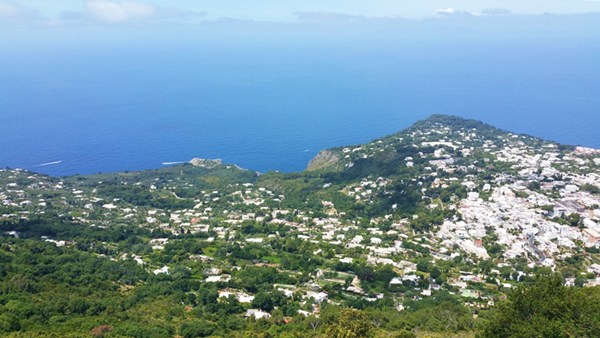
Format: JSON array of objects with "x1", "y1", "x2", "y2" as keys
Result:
[
  {"x1": 1, "y1": 0, "x2": 600, "y2": 26},
  {"x1": 1, "y1": 1, "x2": 599, "y2": 175}
]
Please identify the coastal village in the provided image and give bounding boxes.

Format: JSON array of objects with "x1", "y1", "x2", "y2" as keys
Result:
[{"x1": 2, "y1": 116, "x2": 600, "y2": 324}]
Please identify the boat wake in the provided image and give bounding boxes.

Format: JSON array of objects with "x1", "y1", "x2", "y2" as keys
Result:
[
  {"x1": 162, "y1": 161, "x2": 187, "y2": 165},
  {"x1": 36, "y1": 161, "x2": 62, "y2": 167}
]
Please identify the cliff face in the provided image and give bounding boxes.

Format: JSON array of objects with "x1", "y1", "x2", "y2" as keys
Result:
[
  {"x1": 306, "y1": 150, "x2": 340, "y2": 171},
  {"x1": 189, "y1": 158, "x2": 222, "y2": 168}
]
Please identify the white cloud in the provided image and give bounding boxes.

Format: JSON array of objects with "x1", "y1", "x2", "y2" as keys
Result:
[
  {"x1": 0, "y1": 1, "x2": 39, "y2": 21},
  {"x1": 293, "y1": 11, "x2": 365, "y2": 23},
  {"x1": 81, "y1": 1, "x2": 206, "y2": 24},
  {"x1": 435, "y1": 8, "x2": 477, "y2": 18},
  {"x1": 156, "y1": 6, "x2": 206, "y2": 22},
  {"x1": 434, "y1": 7, "x2": 516, "y2": 18},
  {"x1": 0, "y1": 2, "x2": 20, "y2": 18},
  {"x1": 85, "y1": 0, "x2": 155, "y2": 23},
  {"x1": 481, "y1": 8, "x2": 513, "y2": 16}
]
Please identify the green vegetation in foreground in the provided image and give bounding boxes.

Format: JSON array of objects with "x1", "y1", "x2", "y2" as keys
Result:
[{"x1": 1, "y1": 243, "x2": 597, "y2": 338}]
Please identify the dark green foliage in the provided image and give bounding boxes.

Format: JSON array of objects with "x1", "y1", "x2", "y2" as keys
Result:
[
  {"x1": 480, "y1": 273, "x2": 600, "y2": 338},
  {"x1": 251, "y1": 291, "x2": 287, "y2": 312},
  {"x1": 404, "y1": 301, "x2": 474, "y2": 333},
  {"x1": 234, "y1": 267, "x2": 279, "y2": 293},
  {"x1": 581, "y1": 183, "x2": 600, "y2": 195},
  {"x1": 410, "y1": 114, "x2": 506, "y2": 134},
  {"x1": 326, "y1": 308, "x2": 374, "y2": 338},
  {"x1": 180, "y1": 320, "x2": 217, "y2": 338},
  {"x1": 96, "y1": 183, "x2": 196, "y2": 209},
  {"x1": 566, "y1": 213, "x2": 581, "y2": 227},
  {"x1": 402, "y1": 240, "x2": 430, "y2": 254},
  {"x1": 394, "y1": 330, "x2": 417, "y2": 338},
  {"x1": 111, "y1": 323, "x2": 175, "y2": 338},
  {"x1": 0, "y1": 214, "x2": 153, "y2": 245},
  {"x1": 0, "y1": 239, "x2": 152, "y2": 335}
]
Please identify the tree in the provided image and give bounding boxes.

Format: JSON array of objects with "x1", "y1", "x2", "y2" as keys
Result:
[
  {"x1": 395, "y1": 330, "x2": 417, "y2": 338},
  {"x1": 581, "y1": 184, "x2": 600, "y2": 195},
  {"x1": 479, "y1": 273, "x2": 600, "y2": 338},
  {"x1": 566, "y1": 213, "x2": 581, "y2": 227},
  {"x1": 416, "y1": 259, "x2": 430, "y2": 273},
  {"x1": 325, "y1": 309, "x2": 374, "y2": 338},
  {"x1": 0, "y1": 313, "x2": 20, "y2": 332},
  {"x1": 180, "y1": 320, "x2": 217, "y2": 338},
  {"x1": 252, "y1": 291, "x2": 275, "y2": 312},
  {"x1": 430, "y1": 267, "x2": 442, "y2": 280}
]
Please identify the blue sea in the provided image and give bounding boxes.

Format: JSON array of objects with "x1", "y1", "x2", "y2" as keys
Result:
[{"x1": 1, "y1": 26, "x2": 599, "y2": 176}]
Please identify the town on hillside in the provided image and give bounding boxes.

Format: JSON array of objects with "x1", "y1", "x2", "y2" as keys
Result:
[{"x1": 2, "y1": 115, "x2": 600, "y2": 336}]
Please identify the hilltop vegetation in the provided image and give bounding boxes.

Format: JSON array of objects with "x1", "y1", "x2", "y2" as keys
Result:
[{"x1": 1, "y1": 115, "x2": 600, "y2": 337}]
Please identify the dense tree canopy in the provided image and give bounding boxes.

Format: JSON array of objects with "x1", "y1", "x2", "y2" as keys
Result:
[{"x1": 480, "y1": 274, "x2": 600, "y2": 338}]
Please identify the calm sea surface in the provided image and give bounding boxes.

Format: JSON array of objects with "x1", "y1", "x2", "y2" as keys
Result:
[{"x1": 1, "y1": 38, "x2": 599, "y2": 176}]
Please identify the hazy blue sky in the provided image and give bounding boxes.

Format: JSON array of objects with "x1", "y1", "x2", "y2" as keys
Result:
[{"x1": 1, "y1": 0, "x2": 600, "y2": 25}]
